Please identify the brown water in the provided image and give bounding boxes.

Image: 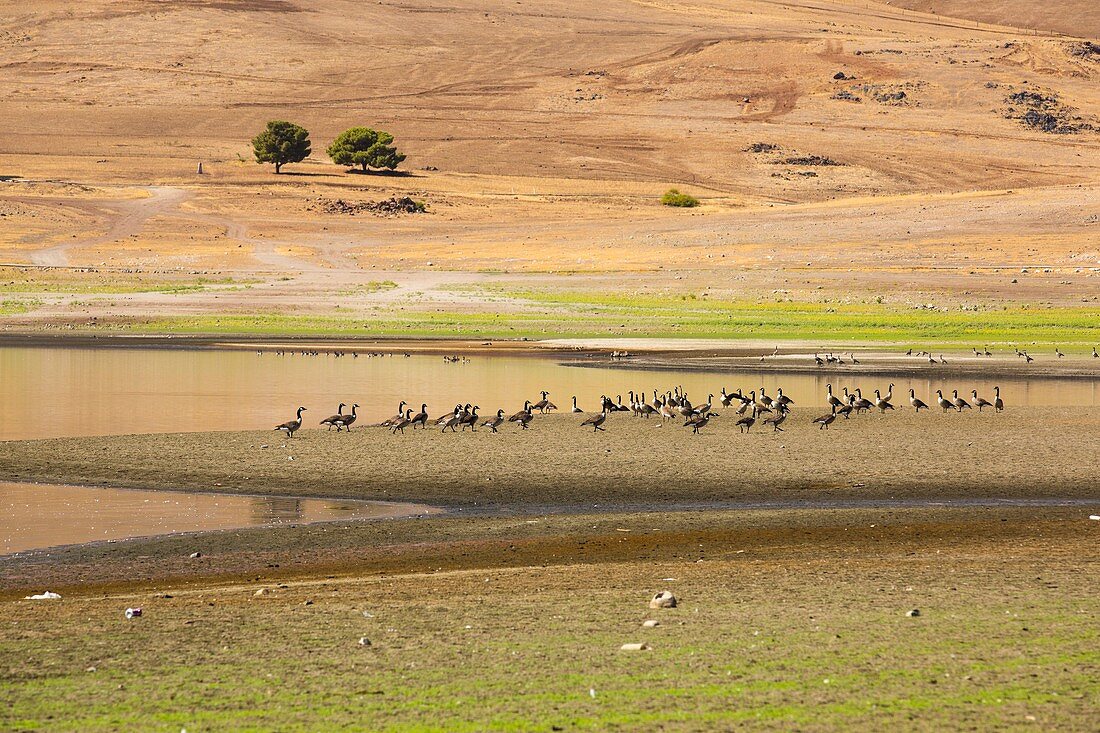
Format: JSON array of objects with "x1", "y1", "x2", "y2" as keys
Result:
[
  {"x1": 0, "y1": 346, "x2": 1097, "y2": 440},
  {"x1": 0, "y1": 482, "x2": 439, "y2": 554}
]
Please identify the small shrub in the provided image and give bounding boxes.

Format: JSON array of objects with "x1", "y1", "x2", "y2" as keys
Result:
[{"x1": 661, "y1": 189, "x2": 700, "y2": 208}]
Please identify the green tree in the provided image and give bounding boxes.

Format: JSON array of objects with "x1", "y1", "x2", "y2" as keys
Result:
[
  {"x1": 326, "y1": 127, "x2": 407, "y2": 172},
  {"x1": 251, "y1": 120, "x2": 311, "y2": 174}
]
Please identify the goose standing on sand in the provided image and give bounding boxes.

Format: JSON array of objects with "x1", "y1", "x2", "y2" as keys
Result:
[
  {"x1": 382, "y1": 401, "x2": 407, "y2": 427},
  {"x1": 883, "y1": 383, "x2": 895, "y2": 403},
  {"x1": 571, "y1": 396, "x2": 583, "y2": 413},
  {"x1": 736, "y1": 406, "x2": 757, "y2": 433},
  {"x1": 275, "y1": 407, "x2": 306, "y2": 437},
  {"x1": 684, "y1": 411, "x2": 713, "y2": 434},
  {"x1": 971, "y1": 390, "x2": 993, "y2": 412},
  {"x1": 873, "y1": 390, "x2": 894, "y2": 413},
  {"x1": 509, "y1": 401, "x2": 534, "y2": 429},
  {"x1": 659, "y1": 398, "x2": 677, "y2": 421},
  {"x1": 994, "y1": 386, "x2": 1004, "y2": 412},
  {"x1": 720, "y1": 388, "x2": 735, "y2": 407},
  {"x1": 853, "y1": 389, "x2": 873, "y2": 413},
  {"x1": 482, "y1": 409, "x2": 505, "y2": 432},
  {"x1": 390, "y1": 408, "x2": 413, "y2": 434},
  {"x1": 442, "y1": 405, "x2": 466, "y2": 433},
  {"x1": 909, "y1": 389, "x2": 928, "y2": 412},
  {"x1": 774, "y1": 388, "x2": 794, "y2": 407},
  {"x1": 581, "y1": 409, "x2": 608, "y2": 432},
  {"x1": 764, "y1": 405, "x2": 788, "y2": 432},
  {"x1": 826, "y1": 384, "x2": 843, "y2": 409},
  {"x1": 338, "y1": 403, "x2": 359, "y2": 431},
  {"x1": 319, "y1": 403, "x2": 346, "y2": 431},
  {"x1": 410, "y1": 403, "x2": 429, "y2": 429},
  {"x1": 532, "y1": 391, "x2": 556, "y2": 414},
  {"x1": 935, "y1": 390, "x2": 954, "y2": 412},
  {"x1": 460, "y1": 405, "x2": 480, "y2": 431},
  {"x1": 436, "y1": 404, "x2": 462, "y2": 426},
  {"x1": 812, "y1": 405, "x2": 837, "y2": 430},
  {"x1": 952, "y1": 389, "x2": 972, "y2": 411}
]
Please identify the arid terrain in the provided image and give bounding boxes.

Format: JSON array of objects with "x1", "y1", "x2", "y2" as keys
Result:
[
  {"x1": 1, "y1": 0, "x2": 1098, "y2": 342},
  {"x1": 3, "y1": 2, "x2": 1099, "y2": 729}
]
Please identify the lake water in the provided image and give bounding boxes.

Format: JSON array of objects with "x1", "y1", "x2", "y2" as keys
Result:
[
  {"x1": 0, "y1": 345, "x2": 1096, "y2": 440},
  {"x1": 0, "y1": 481, "x2": 438, "y2": 555}
]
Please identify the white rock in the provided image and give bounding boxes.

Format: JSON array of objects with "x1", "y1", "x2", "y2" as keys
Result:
[
  {"x1": 642, "y1": 620, "x2": 660, "y2": 628},
  {"x1": 620, "y1": 643, "x2": 651, "y2": 651},
  {"x1": 24, "y1": 591, "x2": 61, "y2": 600},
  {"x1": 358, "y1": 637, "x2": 372, "y2": 647},
  {"x1": 649, "y1": 591, "x2": 677, "y2": 609}
]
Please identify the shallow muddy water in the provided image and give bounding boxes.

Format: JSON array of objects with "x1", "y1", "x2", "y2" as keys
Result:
[
  {"x1": 0, "y1": 482, "x2": 437, "y2": 554},
  {"x1": 0, "y1": 345, "x2": 1097, "y2": 440}
]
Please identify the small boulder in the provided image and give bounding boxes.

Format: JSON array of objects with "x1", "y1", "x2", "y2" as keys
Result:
[
  {"x1": 649, "y1": 591, "x2": 677, "y2": 609},
  {"x1": 906, "y1": 609, "x2": 921, "y2": 617},
  {"x1": 620, "y1": 643, "x2": 651, "y2": 651},
  {"x1": 358, "y1": 637, "x2": 372, "y2": 647},
  {"x1": 642, "y1": 620, "x2": 661, "y2": 628},
  {"x1": 189, "y1": 551, "x2": 202, "y2": 559}
]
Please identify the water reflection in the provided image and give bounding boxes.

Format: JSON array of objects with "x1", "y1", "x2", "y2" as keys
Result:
[
  {"x1": 0, "y1": 482, "x2": 437, "y2": 554},
  {"x1": 0, "y1": 346, "x2": 1095, "y2": 441}
]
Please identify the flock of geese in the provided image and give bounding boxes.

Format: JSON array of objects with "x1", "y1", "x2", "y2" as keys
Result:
[{"x1": 273, "y1": 384, "x2": 1006, "y2": 438}]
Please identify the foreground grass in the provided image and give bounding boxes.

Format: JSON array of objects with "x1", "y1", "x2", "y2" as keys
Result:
[
  {"x1": 106, "y1": 294, "x2": 1100, "y2": 349},
  {"x1": 2, "y1": 516, "x2": 1097, "y2": 731}
]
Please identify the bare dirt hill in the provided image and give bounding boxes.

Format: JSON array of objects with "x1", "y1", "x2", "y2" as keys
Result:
[{"x1": 889, "y1": 1, "x2": 1100, "y2": 39}]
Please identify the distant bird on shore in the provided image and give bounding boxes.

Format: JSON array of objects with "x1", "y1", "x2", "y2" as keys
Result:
[
  {"x1": 509, "y1": 401, "x2": 534, "y2": 429},
  {"x1": 319, "y1": 402, "x2": 346, "y2": 431},
  {"x1": 812, "y1": 406, "x2": 837, "y2": 429},
  {"x1": 1056, "y1": 347, "x2": 1065, "y2": 358},
  {"x1": 873, "y1": 390, "x2": 894, "y2": 412},
  {"x1": 581, "y1": 410, "x2": 608, "y2": 432},
  {"x1": 571, "y1": 396, "x2": 583, "y2": 413},
  {"x1": 411, "y1": 403, "x2": 428, "y2": 429},
  {"x1": 390, "y1": 409, "x2": 413, "y2": 434},
  {"x1": 909, "y1": 389, "x2": 928, "y2": 412},
  {"x1": 684, "y1": 411, "x2": 713, "y2": 434},
  {"x1": 994, "y1": 386, "x2": 1004, "y2": 412},
  {"x1": 338, "y1": 403, "x2": 359, "y2": 431},
  {"x1": 936, "y1": 390, "x2": 953, "y2": 412},
  {"x1": 482, "y1": 409, "x2": 505, "y2": 432},
  {"x1": 532, "y1": 391, "x2": 557, "y2": 414},
  {"x1": 275, "y1": 407, "x2": 306, "y2": 437},
  {"x1": 736, "y1": 407, "x2": 757, "y2": 433},
  {"x1": 952, "y1": 389, "x2": 972, "y2": 411},
  {"x1": 971, "y1": 390, "x2": 993, "y2": 411},
  {"x1": 381, "y1": 401, "x2": 407, "y2": 427}
]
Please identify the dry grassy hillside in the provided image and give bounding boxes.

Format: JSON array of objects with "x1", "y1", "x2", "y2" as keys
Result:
[
  {"x1": 0, "y1": 0, "x2": 1098, "y2": 332},
  {"x1": 891, "y1": 1, "x2": 1100, "y2": 39}
]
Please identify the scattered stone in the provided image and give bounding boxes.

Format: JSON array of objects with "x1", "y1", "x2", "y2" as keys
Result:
[
  {"x1": 189, "y1": 551, "x2": 202, "y2": 559},
  {"x1": 1004, "y1": 90, "x2": 1096, "y2": 134},
  {"x1": 831, "y1": 90, "x2": 861, "y2": 102},
  {"x1": 832, "y1": 71, "x2": 851, "y2": 80},
  {"x1": 253, "y1": 588, "x2": 271, "y2": 597},
  {"x1": 780, "y1": 155, "x2": 844, "y2": 167},
  {"x1": 125, "y1": 607, "x2": 142, "y2": 619},
  {"x1": 642, "y1": 620, "x2": 661, "y2": 628},
  {"x1": 307, "y1": 196, "x2": 427, "y2": 217},
  {"x1": 304, "y1": 599, "x2": 313, "y2": 606},
  {"x1": 620, "y1": 643, "x2": 651, "y2": 651},
  {"x1": 1067, "y1": 41, "x2": 1100, "y2": 59},
  {"x1": 649, "y1": 591, "x2": 677, "y2": 609},
  {"x1": 745, "y1": 142, "x2": 779, "y2": 153},
  {"x1": 24, "y1": 591, "x2": 62, "y2": 600},
  {"x1": 1089, "y1": 515, "x2": 1100, "y2": 521},
  {"x1": 906, "y1": 609, "x2": 921, "y2": 617},
  {"x1": 358, "y1": 637, "x2": 372, "y2": 647}
]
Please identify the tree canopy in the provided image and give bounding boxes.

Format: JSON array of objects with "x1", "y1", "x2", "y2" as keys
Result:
[
  {"x1": 251, "y1": 120, "x2": 311, "y2": 174},
  {"x1": 326, "y1": 127, "x2": 407, "y2": 172}
]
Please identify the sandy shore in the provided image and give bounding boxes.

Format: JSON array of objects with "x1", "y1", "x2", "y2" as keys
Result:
[{"x1": 2, "y1": 408, "x2": 1096, "y2": 509}]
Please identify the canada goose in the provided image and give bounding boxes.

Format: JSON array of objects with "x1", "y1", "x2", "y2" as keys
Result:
[
  {"x1": 391, "y1": 408, "x2": 413, "y2": 434},
  {"x1": 436, "y1": 404, "x2": 462, "y2": 426},
  {"x1": 719, "y1": 388, "x2": 734, "y2": 407},
  {"x1": 571, "y1": 396, "x2": 583, "y2": 413},
  {"x1": 581, "y1": 410, "x2": 608, "y2": 432},
  {"x1": 909, "y1": 389, "x2": 928, "y2": 412},
  {"x1": 319, "y1": 403, "x2": 346, "y2": 431},
  {"x1": 442, "y1": 405, "x2": 466, "y2": 433},
  {"x1": 994, "y1": 386, "x2": 1004, "y2": 412},
  {"x1": 853, "y1": 389, "x2": 873, "y2": 413},
  {"x1": 735, "y1": 396, "x2": 752, "y2": 416},
  {"x1": 756, "y1": 388, "x2": 773, "y2": 410},
  {"x1": 482, "y1": 409, "x2": 505, "y2": 432},
  {"x1": 659, "y1": 398, "x2": 677, "y2": 421},
  {"x1": 883, "y1": 383, "x2": 895, "y2": 402},
  {"x1": 509, "y1": 401, "x2": 534, "y2": 429},
  {"x1": 826, "y1": 384, "x2": 842, "y2": 408},
  {"x1": 935, "y1": 390, "x2": 953, "y2": 412},
  {"x1": 873, "y1": 390, "x2": 894, "y2": 412},
  {"x1": 774, "y1": 388, "x2": 793, "y2": 406},
  {"x1": 763, "y1": 407, "x2": 788, "y2": 432},
  {"x1": 971, "y1": 390, "x2": 993, "y2": 412},
  {"x1": 1056, "y1": 347, "x2": 1065, "y2": 358},
  {"x1": 532, "y1": 391, "x2": 557, "y2": 414},
  {"x1": 337, "y1": 403, "x2": 359, "y2": 431},
  {"x1": 736, "y1": 407, "x2": 757, "y2": 433},
  {"x1": 1093, "y1": 347, "x2": 1098, "y2": 359},
  {"x1": 275, "y1": 407, "x2": 306, "y2": 437},
  {"x1": 836, "y1": 402, "x2": 854, "y2": 419},
  {"x1": 639, "y1": 402, "x2": 657, "y2": 419},
  {"x1": 692, "y1": 394, "x2": 714, "y2": 416},
  {"x1": 615, "y1": 394, "x2": 630, "y2": 412},
  {"x1": 410, "y1": 403, "x2": 428, "y2": 429},
  {"x1": 812, "y1": 406, "x2": 837, "y2": 429},
  {"x1": 683, "y1": 411, "x2": 713, "y2": 434},
  {"x1": 381, "y1": 401, "x2": 407, "y2": 427},
  {"x1": 459, "y1": 405, "x2": 480, "y2": 431},
  {"x1": 952, "y1": 389, "x2": 972, "y2": 411}
]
